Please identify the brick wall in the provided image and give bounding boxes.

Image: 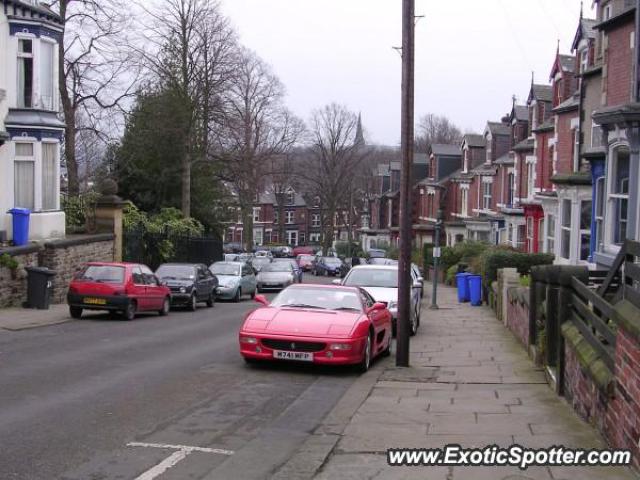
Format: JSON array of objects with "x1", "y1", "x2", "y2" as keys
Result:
[
  {"x1": 555, "y1": 112, "x2": 576, "y2": 175},
  {"x1": 606, "y1": 20, "x2": 634, "y2": 107},
  {"x1": 605, "y1": 311, "x2": 640, "y2": 470},
  {"x1": 506, "y1": 287, "x2": 530, "y2": 347},
  {"x1": 41, "y1": 235, "x2": 115, "y2": 304},
  {"x1": 0, "y1": 246, "x2": 41, "y2": 308}
]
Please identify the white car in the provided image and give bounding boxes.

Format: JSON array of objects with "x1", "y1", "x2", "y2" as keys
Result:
[
  {"x1": 337, "y1": 265, "x2": 422, "y2": 336},
  {"x1": 255, "y1": 250, "x2": 273, "y2": 258}
]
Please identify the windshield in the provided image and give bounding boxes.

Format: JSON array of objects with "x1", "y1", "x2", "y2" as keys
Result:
[
  {"x1": 210, "y1": 263, "x2": 241, "y2": 276},
  {"x1": 270, "y1": 287, "x2": 363, "y2": 311},
  {"x1": 261, "y1": 264, "x2": 292, "y2": 273},
  {"x1": 78, "y1": 265, "x2": 125, "y2": 284},
  {"x1": 323, "y1": 257, "x2": 341, "y2": 265},
  {"x1": 156, "y1": 265, "x2": 195, "y2": 280},
  {"x1": 343, "y1": 268, "x2": 398, "y2": 288}
]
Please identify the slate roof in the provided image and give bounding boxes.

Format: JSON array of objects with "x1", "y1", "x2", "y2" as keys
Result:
[
  {"x1": 413, "y1": 153, "x2": 429, "y2": 164},
  {"x1": 471, "y1": 164, "x2": 498, "y2": 175},
  {"x1": 257, "y1": 191, "x2": 307, "y2": 207},
  {"x1": 463, "y1": 134, "x2": 485, "y2": 148},
  {"x1": 430, "y1": 144, "x2": 461, "y2": 156},
  {"x1": 4, "y1": 109, "x2": 65, "y2": 129},
  {"x1": 486, "y1": 122, "x2": 511, "y2": 136},
  {"x1": 513, "y1": 138, "x2": 535, "y2": 152},
  {"x1": 513, "y1": 105, "x2": 529, "y2": 122},
  {"x1": 494, "y1": 153, "x2": 513, "y2": 165},
  {"x1": 530, "y1": 84, "x2": 553, "y2": 103},
  {"x1": 553, "y1": 95, "x2": 580, "y2": 113},
  {"x1": 572, "y1": 18, "x2": 597, "y2": 50},
  {"x1": 533, "y1": 119, "x2": 555, "y2": 133}
]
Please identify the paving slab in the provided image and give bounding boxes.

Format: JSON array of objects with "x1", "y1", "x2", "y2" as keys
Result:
[
  {"x1": 0, "y1": 304, "x2": 71, "y2": 330},
  {"x1": 306, "y1": 283, "x2": 637, "y2": 479}
]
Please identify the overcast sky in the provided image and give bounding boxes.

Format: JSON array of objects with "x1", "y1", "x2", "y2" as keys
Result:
[{"x1": 221, "y1": 0, "x2": 592, "y2": 146}]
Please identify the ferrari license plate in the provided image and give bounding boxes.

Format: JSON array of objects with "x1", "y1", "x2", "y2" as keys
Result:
[
  {"x1": 273, "y1": 350, "x2": 313, "y2": 362},
  {"x1": 83, "y1": 297, "x2": 106, "y2": 305}
]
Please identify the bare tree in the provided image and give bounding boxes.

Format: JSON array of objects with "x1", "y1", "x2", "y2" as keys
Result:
[
  {"x1": 300, "y1": 104, "x2": 368, "y2": 252},
  {"x1": 415, "y1": 113, "x2": 463, "y2": 153},
  {"x1": 217, "y1": 49, "x2": 303, "y2": 250},
  {"x1": 50, "y1": 0, "x2": 138, "y2": 196},
  {"x1": 133, "y1": 0, "x2": 237, "y2": 217}
]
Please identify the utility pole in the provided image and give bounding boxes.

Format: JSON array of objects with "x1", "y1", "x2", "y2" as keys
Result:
[
  {"x1": 430, "y1": 209, "x2": 444, "y2": 310},
  {"x1": 396, "y1": 0, "x2": 415, "y2": 367}
]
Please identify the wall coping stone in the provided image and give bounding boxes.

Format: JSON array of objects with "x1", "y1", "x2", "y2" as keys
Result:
[
  {"x1": 43, "y1": 234, "x2": 115, "y2": 249},
  {"x1": 0, "y1": 244, "x2": 43, "y2": 256},
  {"x1": 613, "y1": 299, "x2": 640, "y2": 342},
  {"x1": 561, "y1": 322, "x2": 613, "y2": 393}
]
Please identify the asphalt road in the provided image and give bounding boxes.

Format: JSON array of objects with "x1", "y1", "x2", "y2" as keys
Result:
[{"x1": 0, "y1": 274, "x2": 361, "y2": 480}]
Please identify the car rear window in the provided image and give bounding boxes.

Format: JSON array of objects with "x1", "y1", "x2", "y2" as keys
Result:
[{"x1": 78, "y1": 265, "x2": 125, "y2": 284}]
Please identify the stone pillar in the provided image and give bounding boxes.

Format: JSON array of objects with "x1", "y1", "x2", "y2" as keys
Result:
[
  {"x1": 94, "y1": 195, "x2": 126, "y2": 262},
  {"x1": 501, "y1": 268, "x2": 520, "y2": 327}
]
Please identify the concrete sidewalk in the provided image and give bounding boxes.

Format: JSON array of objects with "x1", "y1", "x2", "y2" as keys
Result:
[
  {"x1": 0, "y1": 304, "x2": 71, "y2": 331},
  {"x1": 277, "y1": 283, "x2": 637, "y2": 480}
]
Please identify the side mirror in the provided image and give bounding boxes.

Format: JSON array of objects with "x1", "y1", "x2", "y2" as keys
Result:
[
  {"x1": 332, "y1": 279, "x2": 342, "y2": 285},
  {"x1": 254, "y1": 295, "x2": 269, "y2": 306},
  {"x1": 368, "y1": 302, "x2": 387, "y2": 313}
]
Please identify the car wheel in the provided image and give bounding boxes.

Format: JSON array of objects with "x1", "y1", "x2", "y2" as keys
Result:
[
  {"x1": 69, "y1": 306, "x2": 83, "y2": 319},
  {"x1": 357, "y1": 335, "x2": 372, "y2": 373},
  {"x1": 233, "y1": 288, "x2": 241, "y2": 303},
  {"x1": 206, "y1": 292, "x2": 215, "y2": 308},
  {"x1": 159, "y1": 297, "x2": 170, "y2": 316},
  {"x1": 188, "y1": 294, "x2": 197, "y2": 312},
  {"x1": 123, "y1": 302, "x2": 136, "y2": 321}
]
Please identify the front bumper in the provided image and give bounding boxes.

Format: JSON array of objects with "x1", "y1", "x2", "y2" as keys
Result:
[
  {"x1": 239, "y1": 332, "x2": 367, "y2": 365},
  {"x1": 67, "y1": 293, "x2": 130, "y2": 311},
  {"x1": 216, "y1": 285, "x2": 239, "y2": 299},
  {"x1": 169, "y1": 292, "x2": 193, "y2": 305}
]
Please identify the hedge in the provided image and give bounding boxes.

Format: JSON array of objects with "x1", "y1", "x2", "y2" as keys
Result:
[{"x1": 480, "y1": 249, "x2": 554, "y2": 289}]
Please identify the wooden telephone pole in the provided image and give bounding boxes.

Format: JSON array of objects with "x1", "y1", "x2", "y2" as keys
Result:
[{"x1": 396, "y1": 0, "x2": 415, "y2": 367}]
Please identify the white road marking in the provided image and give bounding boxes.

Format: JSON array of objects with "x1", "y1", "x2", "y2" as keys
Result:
[
  {"x1": 127, "y1": 441, "x2": 234, "y2": 480},
  {"x1": 133, "y1": 449, "x2": 189, "y2": 480},
  {"x1": 127, "y1": 441, "x2": 234, "y2": 456}
]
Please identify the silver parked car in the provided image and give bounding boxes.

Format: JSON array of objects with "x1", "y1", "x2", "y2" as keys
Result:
[
  {"x1": 209, "y1": 261, "x2": 257, "y2": 302},
  {"x1": 338, "y1": 265, "x2": 422, "y2": 336},
  {"x1": 256, "y1": 262, "x2": 296, "y2": 292}
]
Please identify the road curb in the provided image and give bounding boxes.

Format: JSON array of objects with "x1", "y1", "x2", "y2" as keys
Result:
[
  {"x1": 271, "y1": 358, "x2": 389, "y2": 479},
  {"x1": 0, "y1": 317, "x2": 71, "y2": 331}
]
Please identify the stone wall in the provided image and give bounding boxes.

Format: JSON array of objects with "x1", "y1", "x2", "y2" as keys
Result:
[
  {"x1": 506, "y1": 287, "x2": 530, "y2": 348},
  {"x1": 41, "y1": 234, "x2": 115, "y2": 304},
  {"x1": 0, "y1": 234, "x2": 115, "y2": 307},
  {"x1": 0, "y1": 245, "x2": 41, "y2": 308}
]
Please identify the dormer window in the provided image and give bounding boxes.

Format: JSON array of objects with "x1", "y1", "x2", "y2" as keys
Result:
[
  {"x1": 286, "y1": 191, "x2": 295, "y2": 205},
  {"x1": 603, "y1": 3, "x2": 612, "y2": 21},
  {"x1": 580, "y1": 49, "x2": 589, "y2": 73},
  {"x1": 17, "y1": 39, "x2": 34, "y2": 108}
]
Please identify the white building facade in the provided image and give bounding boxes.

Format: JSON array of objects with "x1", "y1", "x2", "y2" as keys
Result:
[{"x1": 0, "y1": 0, "x2": 65, "y2": 242}]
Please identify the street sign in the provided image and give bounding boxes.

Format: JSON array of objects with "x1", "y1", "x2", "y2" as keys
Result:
[{"x1": 433, "y1": 247, "x2": 441, "y2": 258}]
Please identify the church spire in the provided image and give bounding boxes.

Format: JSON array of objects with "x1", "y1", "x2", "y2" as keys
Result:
[{"x1": 355, "y1": 112, "x2": 365, "y2": 146}]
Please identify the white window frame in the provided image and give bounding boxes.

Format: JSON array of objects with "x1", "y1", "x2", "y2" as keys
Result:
[
  {"x1": 17, "y1": 36, "x2": 35, "y2": 109},
  {"x1": 460, "y1": 186, "x2": 468, "y2": 217},
  {"x1": 311, "y1": 213, "x2": 320, "y2": 227},
  {"x1": 253, "y1": 207, "x2": 261, "y2": 222},
  {"x1": 579, "y1": 199, "x2": 592, "y2": 262},
  {"x1": 39, "y1": 38, "x2": 57, "y2": 111},
  {"x1": 606, "y1": 145, "x2": 630, "y2": 249},
  {"x1": 14, "y1": 141, "x2": 36, "y2": 210},
  {"x1": 41, "y1": 140, "x2": 59, "y2": 211},
  {"x1": 561, "y1": 199, "x2": 572, "y2": 260},
  {"x1": 595, "y1": 176, "x2": 605, "y2": 251},
  {"x1": 546, "y1": 214, "x2": 556, "y2": 255},
  {"x1": 285, "y1": 210, "x2": 294, "y2": 225},
  {"x1": 482, "y1": 179, "x2": 492, "y2": 210}
]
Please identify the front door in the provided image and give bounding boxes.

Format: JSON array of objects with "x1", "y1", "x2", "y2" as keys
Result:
[
  {"x1": 131, "y1": 266, "x2": 148, "y2": 310},
  {"x1": 286, "y1": 230, "x2": 298, "y2": 246}
]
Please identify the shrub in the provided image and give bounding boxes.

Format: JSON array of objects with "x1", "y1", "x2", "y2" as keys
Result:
[
  {"x1": 446, "y1": 264, "x2": 459, "y2": 285},
  {"x1": 519, "y1": 275, "x2": 531, "y2": 287},
  {"x1": 386, "y1": 246, "x2": 399, "y2": 260},
  {"x1": 335, "y1": 241, "x2": 364, "y2": 258},
  {"x1": 480, "y1": 249, "x2": 554, "y2": 290}
]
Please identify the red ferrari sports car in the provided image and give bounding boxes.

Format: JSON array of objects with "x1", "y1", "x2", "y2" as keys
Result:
[{"x1": 239, "y1": 284, "x2": 392, "y2": 372}]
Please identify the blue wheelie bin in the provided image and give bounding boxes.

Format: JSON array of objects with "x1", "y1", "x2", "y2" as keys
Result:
[
  {"x1": 455, "y1": 273, "x2": 471, "y2": 303},
  {"x1": 8, "y1": 208, "x2": 30, "y2": 246},
  {"x1": 468, "y1": 275, "x2": 483, "y2": 306}
]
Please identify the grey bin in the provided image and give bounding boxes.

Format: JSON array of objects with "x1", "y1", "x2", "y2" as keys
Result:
[{"x1": 24, "y1": 267, "x2": 56, "y2": 310}]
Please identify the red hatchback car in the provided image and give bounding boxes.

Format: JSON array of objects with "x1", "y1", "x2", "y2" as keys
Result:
[
  {"x1": 67, "y1": 262, "x2": 171, "y2": 320},
  {"x1": 239, "y1": 284, "x2": 392, "y2": 372}
]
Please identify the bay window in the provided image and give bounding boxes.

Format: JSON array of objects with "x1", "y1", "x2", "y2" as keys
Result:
[
  {"x1": 482, "y1": 180, "x2": 492, "y2": 210},
  {"x1": 40, "y1": 41, "x2": 55, "y2": 110},
  {"x1": 609, "y1": 147, "x2": 629, "y2": 245},
  {"x1": 595, "y1": 177, "x2": 604, "y2": 250},
  {"x1": 580, "y1": 200, "x2": 592, "y2": 261},
  {"x1": 461, "y1": 187, "x2": 468, "y2": 217},
  {"x1": 14, "y1": 143, "x2": 35, "y2": 210},
  {"x1": 17, "y1": 38, "x2": 34, "y2": 108},
  {"x1": 42, "y1": 143, "x2": 58, "y2": 211},
  {"x1": 547, "y1": 214, "x2": 556, "y2": 255},
  {"x1": 561, "y1": 200, "x2": 572, "y2": 259}
]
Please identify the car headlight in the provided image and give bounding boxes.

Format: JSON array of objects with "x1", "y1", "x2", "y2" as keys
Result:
[
  {"x1": 179, "y1": 287, "x2": 186, "y2": 293},
  {"x1": 329, "y1": 343, "x2": 353, "y2": 351},
  {"x1": 240, "y1": 336, "x2": 258, "y2": 344}
]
